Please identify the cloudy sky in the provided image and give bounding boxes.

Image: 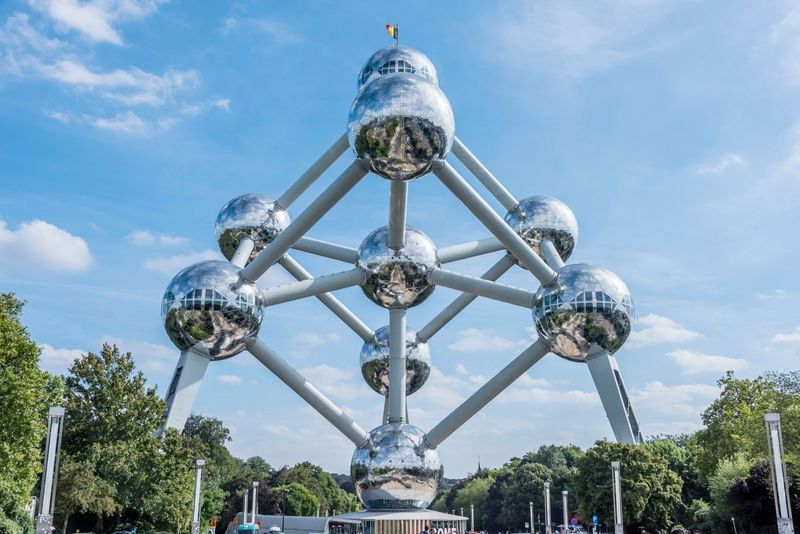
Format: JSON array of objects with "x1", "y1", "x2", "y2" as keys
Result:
[{"x1": 1, "y1": 0, "x2": 799, "y2": 477}]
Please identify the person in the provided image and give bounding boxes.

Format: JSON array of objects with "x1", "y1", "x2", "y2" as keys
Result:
[{"x1": 421, "y1": 525, "x2": 431, "y2": 534}]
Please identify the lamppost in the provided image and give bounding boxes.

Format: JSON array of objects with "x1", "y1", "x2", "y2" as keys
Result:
[
  {"x1": 461, "y1": 507, "x2": 464, "y2": 518},
  {"x1": 471, "y1": 504, "x2": 475, "y2": 532},
  {"x1": 562, "y1": 491, "x2": 568, "y2": 531},
  {"x1": 611, "y1": 462, "x2": 623, "y2": 534},
  {"x1": 191, "y1": 460, "x2": 206, "y2": 534},
  {"x1": 251, "y1": 482, "x2": 259, "y2": 524},
  {"x1": 281, "y1": 487, "x2": 290, "y2": 533},
  {"x1": 765, "y1": 414, "x2": 795, "y2": 534},
  {"x1": 731, "y1": 517, "x2": 738, "y2": 534},
  {"x1": 544, "y1": 483, "x2": 552, "y2": 534},
  {"x1": 37, "y1": 407, "x2": 65, "y2": 534},
  {"x1": 529, "y1": 502, "x2": 534, "y2": 534}
]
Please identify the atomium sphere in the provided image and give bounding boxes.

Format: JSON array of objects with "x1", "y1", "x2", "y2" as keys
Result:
[
  {"x1": 161, "y1": 260, "x2": 263, "y2": 360},
  {"x1": 504, "y1": 195, "x2": 578, "y2": 263},
  {"x1": 215, "y1": 194, "x2": 291, "y2": 264},
  {"x1": 533, "y1": 264, "x2": 634, "y2": 362},
  {"x1": 348, "y1": 74, "x2": 455, "y2": 181},
  {"x1": 360, "y1": 325, "x2": 431, "y2": 396},
  {"x1": 356, "y1": 226, "x2": 439, "y2": 309},
  {"x1": 351, "y1": 423, "x2": 442, "y2": 510},
  {"x1": 357, "y1": 45, "x2": 438, "y2": 89}
]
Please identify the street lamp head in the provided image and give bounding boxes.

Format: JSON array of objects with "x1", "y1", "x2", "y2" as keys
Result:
[
  {"x1": 162, "y1": 260, "x2": 263, "y2": 360},
  {"x1": 215, "y1": 194, "x2": 291, "y2": 264},
  {"x1": 533, "y1": 263, "x2": 634, "y2": 361}
]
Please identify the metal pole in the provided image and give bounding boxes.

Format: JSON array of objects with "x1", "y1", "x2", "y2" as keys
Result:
[
  {"x1": 278, "y1": 255, "x2": 373, "y2": 341},
  {"x1": 731, "y1": 518, "x2": 738, "y2": 534},
  {"x1": 251, "y1": 481, "x2": 258, "y2": 525},
  {"x1": 423, "y1": 341, "x2": 549, "y2": 448},
  {"x1": 241, "y1": 161, "x2": 367, "y2": 283},
  {"x1": 243, "y1": 490, "x2": 249, "y2": 524},
  {"x1": 438, "y1": 237, "x2": 505, "y2": 263},
  {"x1": 291, "y1": 236, "x2": 358, "y2": 263},
  {"x1": 276, "y1": 133, "x2": 349, "y2": 209},
  {"x1": 231, "y1": 237, "x2": 255, "y2": 268},
  {"x1": 37, "y1": 407, "x2": 64, "y2": 534},
  {"x1": 471, "y1": 504, "x2": 475, "y2": 532},
  {"x1": 388, "y1": 181, "x2": 408, "y2": 250},
  {"x1": 261, "y1": 268, "x2": 365, "y2": 307},
  {"x1": 388, "y1": 308, "x2": 407, "y2": 423},
  {"x1": 418, "y1": 255, "x2": 515, "y2": 342},
  {"x1": 562, "y1": 491, "x2": 568, "y2": 531},
  {"x1": 765, "y1": 413, "x2": 795, "y2": 534},
  {"x1": 544, "y1": 483, "x2": 552, "y2": 534},
  {"x1": 451, "y1": 137, "x2": 519, "y2": 211},
  {"x1": 191, "y1": 460, "x2": 205, "y2": 534},
  {"x1": 247, "y1": 339, "x2": 371, "y2": 448},
  {"x1": 611, "y1": 461, "x2": 623, "y2": 534},
  {"x1": 433, "y1": 162, "x2": 557, "y2": 285},
  {"x1": 530, "y1": 502, "x2": 534, "y2": 534},
  {"x1": 539, "y1": 239, "x2": 565, "y2": 270},
  {"x1": 587, "y1": 352, "x2": 641, "y2": 444},
  {"x1": 428, "y1": 268, "x2": 535, "y2": 308}
]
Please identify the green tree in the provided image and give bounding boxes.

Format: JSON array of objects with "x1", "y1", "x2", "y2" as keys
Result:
[
  {"x1": 502, "y1": 463, "x2": 551, "y2": 530},
  {"x1": 55, "y1": 455, "x2": 118, "y2": 534},
  {"x1": 0, "y1": 293, "x2": 62, "y2": 521},
  {"x1": 451, "y1": 476, "x2": 494, "y2": 531},
  {"x1": 275, "y1": 483, "x2": 319, "y2": 516}
]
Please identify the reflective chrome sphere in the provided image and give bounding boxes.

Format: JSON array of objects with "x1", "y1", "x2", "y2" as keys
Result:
[
  {"x1": 533, "y1": 264, "x2": 633, "y2": 362},
  {"x1": 504, "y1": 196, "x2": 578, "y2": 263},
  {"x1": 215, "y1": 194, "x2": 291, "y2": 264},
  {"x1": 351, "y1": 423, "x2": 442, "y2": 510},
  {"x1": 360, "y1": 326, "x2": 431, "y2": 396},
  {"x1": 356, "y1": 226, "x2": 439, "y2": 309},
  {"x1": 357, "y1": 45, "x2": 438, "y2": 89},
  {"x1": 161, "y1": 260, "x2": 263, "y2": 360},
  {"x1": 348, "y1": 74, "x2": 455, "y2": 181}
]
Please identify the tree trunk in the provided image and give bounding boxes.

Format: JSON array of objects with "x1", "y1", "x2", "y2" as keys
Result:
[
  {"x1": 62, "y1": 513, "x2": 70, "y2": 534},
  {"x1": 94, "y1": 514, "x2": 104, "y2": 533}
]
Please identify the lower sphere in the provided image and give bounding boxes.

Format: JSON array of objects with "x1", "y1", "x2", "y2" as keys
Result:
[
  {"x1": 161, "y1": 260, "x2": 263, "y2": 360},
  {"x1": 351, "y1": 423, "x2": 442, "y2": 510},
  {"x1": 360, "y1": 325, "x2": 431, "y2": 396}
]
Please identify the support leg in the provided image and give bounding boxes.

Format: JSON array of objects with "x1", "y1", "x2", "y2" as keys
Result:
[
  {"x1": 451, "y1": 137, "x2": 519, "y2": 211},
  {"x1": 277, "y1": 133, "x2": 350, "y2": 209},
  {"x1": 586, "y1": 352, "x2": 642, "y2": 444},
  {"x1": 429, "y1": 267, "x2": 535, "y2": 308},
  {"x1": 387, "y1": 308, "x2": 407, "y2": 424},
  {"x1": 160, "y1": 346, "x2": 211, "y2": 433},
  {"x1": 388, "y1": 181, "x2": 408, "y2": 251},
  {"x1": 260, "y1": 268, "x2": 365, "y2": 307}
]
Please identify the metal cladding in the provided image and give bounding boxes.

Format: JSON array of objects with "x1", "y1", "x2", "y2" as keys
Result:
[
  {"x1": 533, "y1": 264, "x2": 634, "y2": 361},
  {"x1": 348, "y1": 45, "x2": 454, "y2": 181},
  {"x1": 351, "y1": 423, "x2": 442, "y2": 510},
  {"x1": 162, "y1": 260, "x2": 263, "y2": 360},
  {"x1": 215, "y1": 194, "x2": 291, "y2": 263},
  {"x1": 356, "y1": 226, "x2": 439, "y2": 309},
  {"x1": 504, "y1": 195, "x2": 578, "y2": 263},
  {"x1": 360, "y1": 325, "x2": 431, "y2": 396}
]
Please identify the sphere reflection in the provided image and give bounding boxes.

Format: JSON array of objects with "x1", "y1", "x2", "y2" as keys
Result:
[
  {"x1": 360, "y1": 325, "x2": 431, "y2": 396},
  {"x1": 215, "y1": 194, "x2": 291, "y2": 264},
  {"x1": 504, "y1": 195, "x2": 578, "y2": 263},
  {"x1": 357, "y1": 45, "x2": 438, "y2": 89}
]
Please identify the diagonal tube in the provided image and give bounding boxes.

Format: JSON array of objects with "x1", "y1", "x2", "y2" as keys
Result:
[
  {"x1": 276, "y1": 133, "x2": 350, "y2": 209},
  {"x1": 540, "y1": 239, "x2": 565, "y2": 270},
  {"x1": 422, "y1": 340, "x2": 549, "y2": 449},
  {"x1": 247, "y1": 338, "x2": 371, "y2": 448},
  {"x1": 388, "y1": 181, "x2": 408, "y2": 250},
  {"x1": 452, "y1": 137, "x2": 519, "y2": 211},
  {"x1": 261, "y1": 268, "x2": 365, "y2": 307},
  {"x1": 434, "y1": 161, "x2": 557, "y2": 286},
  {"x1": 231, "y1": 238, "x2": 255, "y2": 268},
  {"x1": 428, "y1": 267, "x2": 535, "y2": 308},
  {"x1": 292, "y1": 236, "x2": 358, "y2": 263},
  {"x1": 278, "y1": 255, "x2": 373, "y2": 341},
  {"x1": 418, "y1": 254, "x2": 515, "y2": 342},
  {"x1": 241, "y1": 161, "x2": 368, "y2": 283},
  {"x1": 388, "y1": 308, "x2": 407, "y2": 423},
  {"x1": 438, "y1": 236, "x2": 505, "y2": 264}
]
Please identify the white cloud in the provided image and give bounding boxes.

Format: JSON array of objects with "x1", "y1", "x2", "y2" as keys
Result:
[
  {"x1": 39, "y1": 343, "x2": 83, "y2": 373},
  {"x1": 180, "y1": 98, "x2": 230, "y2": 116},
  {"x1": 290, "y1": 332, "x2": 343, "y2": 358},
  {"x1": 757, "y1": 289, "x2": 788, "y2": 300},
  {"x1": 0, "y1": 219, "x2": 92, "y2": 273},
  {"x1": 101, "y1": 336, "x2": 176, "y2": 374},
  {"x1": 499, "y1": 386, "x2": 601, "y2": 406},
  {"x1": 28, "y1": 0, "x2": 164, "y2": 45},
  {"x1": 633, "y1": 380, "x2": 719, "y2": 417},
  {"x1": 696, "y1": 153, "x2": 747, "y2": 175},
  {"x1": 666, "y1": 349, "x2": 748, "y2": 375},
  {"x1": 299, "y1": 364, "x2": 369, "y2": 401},
  {"x1": 771, "y1": 326, "x2": 800, "y2": 343},
  {"x1": 627, "y1": 314, "x2": 702, "y2": 348},
  {"x1": 455, "y1": 363, "x2": 469, "y2": 375},
  {"x1": 770, "y1": 5, "x2": 800, "y2": 85},
  {"x1": 217, "y1": 374, "x2": 243, "y2": 385},
  {"x1": 42, "y1": 109, "x2": 70, "y2": 122},
  {"x1": 448, "y1": 328, "x2": 526, "y2": 353},
  {"x1": 143, "y1": 249, "x2": 223, "y2": 275},
  {"x1": 126, "y1": 230, "x2": 187, "y2": 246}
]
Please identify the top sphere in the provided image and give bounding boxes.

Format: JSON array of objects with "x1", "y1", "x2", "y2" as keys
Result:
[
  {"x1": 357, "y1": 45, "x2": 438, "y2": 90},
  {"x1": 504, "y1": 196, "x2": 578, "y2": 264},
  {"x1": 533, "y1": 264, "x2": 633, "y2": 362},
  {"x1": 215, "y1": 194, "x2": 291, "y2": 264},
  {"x1": 162, "y1": 260, "x2": 263, "y2": 360}
]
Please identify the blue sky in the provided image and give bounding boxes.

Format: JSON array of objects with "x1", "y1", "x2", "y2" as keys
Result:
[{"x1": 1, "y1": 0, "x2": 799, "y2": 478}]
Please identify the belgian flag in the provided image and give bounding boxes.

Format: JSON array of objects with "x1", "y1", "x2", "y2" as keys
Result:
[{"x1": 386, "y1": 24, "x2": 398, "y2": 42}]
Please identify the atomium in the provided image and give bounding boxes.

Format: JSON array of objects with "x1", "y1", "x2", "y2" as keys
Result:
[
  {"x1": 158, "y1": 41, "x2": 646, "y2": 515},
  {"x1": 504, "y1": 195, "x2": 578, "y2": 263},
  {"x1": 356, "y1": 226, "x2": 439, "y2": 309},
  {"x1": 533, "y1": 263, "x2": 634, "y2": 362},
  {"x1": 161, "y1": 260, "x2": 263, "y2": 360},
  {"x1": 360, "y1": 325, "x2": 431, "y2": 395},
  {"x1": 215, "y1": 194, "x2": 291, "y2": 263},
  {"x1": 351, "y1": 423, "x2": 442, "y2": 510}
]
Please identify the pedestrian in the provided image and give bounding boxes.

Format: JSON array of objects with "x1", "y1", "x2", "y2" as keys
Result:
[{"x1": 421, "y1": 525, "x2": 431, "y2": 534}]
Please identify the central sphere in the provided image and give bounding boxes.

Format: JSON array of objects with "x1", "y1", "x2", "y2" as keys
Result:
[
  {"x1": 162, "y1": 260, "x2": 263, "y2": 360},
  {"x1": 351, "y1": 423, "x2": 442, "y2": 510},
  {"x1": 356, "y1": 226, "x2": 439, "y2": 309},
  {"x1": 504, "y1": 195, "x2": 578, "y2": 264},
  {"x1": 533, "y1": 264, "x2": 633, "y2": 362},
  {"x1": 348, "y1": 74, "x2": 455, "y2": 181},
  {"x1": 215, "y1": 194, "x2": 290, "y2": 264},
  {"x1": 360, "y1": 325, "x2": 431, "y2": 396}
]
